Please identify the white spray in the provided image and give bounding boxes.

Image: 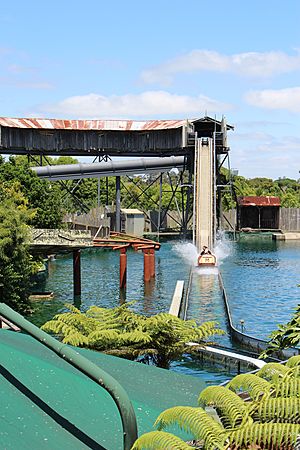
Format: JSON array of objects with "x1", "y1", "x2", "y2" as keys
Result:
[{"x1": 173, "y1": 232, "x2": 231, "y2": 271}]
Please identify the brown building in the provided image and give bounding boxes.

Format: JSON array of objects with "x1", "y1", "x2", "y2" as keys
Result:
[{"x1": 237, "y1": 196, "x2": 281, "y2": 230}]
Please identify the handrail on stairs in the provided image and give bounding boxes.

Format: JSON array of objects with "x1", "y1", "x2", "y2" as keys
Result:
[{"x1": 0, "y1": 303, "x2": 138, "y2": 450}]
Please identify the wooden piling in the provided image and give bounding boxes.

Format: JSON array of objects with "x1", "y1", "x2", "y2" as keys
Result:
[
  {"x1": 149, "y1": 248, "x2": 155, "y2": 278},
  {"x1": 143, "y1": 250, "x2": 151, "y2": 282},
  {"x1": 73, "y1": 249, "x2": 81, "y2": 296},
  {"x1": 120, "y1": 247, "x2": 127, "y2": 289}
]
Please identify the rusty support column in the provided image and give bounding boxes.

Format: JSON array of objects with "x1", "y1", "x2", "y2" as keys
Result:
[
  {"x1": 143, "y1": 250, "x2": 151, "y2": 282},
  {"x1": 149, "y1": 248, "x2": 155, "y2": 278},
  {"x1": 120, "y1": 247, "x2": 127, "y2": 289},
  {"x1": 73, "y1": 249, "x2": 81, "y2": 296}
]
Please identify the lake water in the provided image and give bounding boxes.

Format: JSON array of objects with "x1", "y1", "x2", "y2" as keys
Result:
[{"x1": 30, "y1": 236, "x2": 300, "y2": 384}]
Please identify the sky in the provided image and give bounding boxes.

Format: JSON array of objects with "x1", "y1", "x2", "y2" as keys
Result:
[{"x1": 0, "y1": 0, "x2": 299, "y2": 180}]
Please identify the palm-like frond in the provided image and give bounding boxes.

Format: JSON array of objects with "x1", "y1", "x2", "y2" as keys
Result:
[
  {"x1": 61, "y1": 332, "x2": 89, "y2": 346},
  {"x1": 257, "y1": 362, "x2": 290, "y2": 382},
  {"x1": 154, "y1": 406, "x2": 226, "y2": 450},
  {"x1": 228, "y1": 422, "x2": 300, "y2": 449},
  {"x1": 131, "y1": 431, "x2": 193, "y2": 450},
  {"x1": 227, "y1": 373, "x2": 272, "y2": 400},
  {"x1": 275, "y1": 378, "x2": 300, "y2": 397},
  {"x1": 286, "y1": 355, "x2": 300, "y2": 368},
  {"x1": 198, "y1": 386, "x2": 246, "y2": 427},
  {"x1": 254, "y1": 397, "x2": 300, "y2": 423},
  {"x1": 87, "y1": 329, "x2": 120, "y2": 348}
]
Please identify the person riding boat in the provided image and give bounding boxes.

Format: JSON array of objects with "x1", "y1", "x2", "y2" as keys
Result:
[
  {"x1": 200, "y1": 245, "x2": 212, "y2": 256},
  {"x1": 197, "y1": 246, "x2": 216, "y2": 266}
]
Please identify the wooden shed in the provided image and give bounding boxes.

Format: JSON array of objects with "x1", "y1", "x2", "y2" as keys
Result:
[{"x1": 237, "y1": 196, "x2": 281, "y2": 230}]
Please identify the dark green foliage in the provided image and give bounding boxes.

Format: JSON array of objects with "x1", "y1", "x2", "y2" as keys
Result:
[
  {"x1": 221, "y1": 168, "x2": 300, "y2": 211},
  {"x1": 0, "y1": 157, "x2": 64, "y2": 228},
  {"x1": 41, "y1": 303, "x2": 224, "y2": 369},
  {"x1": 0, "y1": 193, "x2": 33, "y2": 313},
  {"x1": 261, "y1": 304, "x2": 300, "y2": 358}
]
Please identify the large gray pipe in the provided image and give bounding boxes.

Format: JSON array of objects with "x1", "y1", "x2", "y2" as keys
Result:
[{"x1": 32, "y1": 156, "x2": 186, "y2": 180}]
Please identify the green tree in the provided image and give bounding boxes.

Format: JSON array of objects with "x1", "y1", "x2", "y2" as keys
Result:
[
  {"x1": 41, "y1": 302, "x2": 224, "y2": 369},
  {"x1": 0, "y1": 157, "x2": 64, "y2": 228},
  {"x1": 0, "y1": 184, "x2": 34, "y2": 313}
]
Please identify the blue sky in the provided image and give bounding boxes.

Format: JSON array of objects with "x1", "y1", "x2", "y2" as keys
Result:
[{"x1": 1, "y1": 0, "x2": 299, "y2": 180}]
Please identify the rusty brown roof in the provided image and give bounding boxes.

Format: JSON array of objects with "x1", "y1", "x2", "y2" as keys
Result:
[
  {"x1": 238, "y1": 196, "x2": 281, "y2": 207},
  {"x1": 0, "y1": 117, "x2": 190, "y2": 131}
]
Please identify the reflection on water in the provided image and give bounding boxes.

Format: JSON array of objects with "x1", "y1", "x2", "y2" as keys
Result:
[
  {"x1": 29, "y1": 237, "x2": 300, "y2": 380},
  {"x1": 221, "y1": 239, "x2": 300, "y2": 340},
  {"x1": 30, "y1": 243, "x2": 192, "y2": 326}
]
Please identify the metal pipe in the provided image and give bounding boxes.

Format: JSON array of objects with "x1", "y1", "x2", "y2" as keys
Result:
[
  {"x1": 0, "y1": 303, "x2": 138, "y2": 450},
  {"x1": 116, "y1": 176, "x2": 121, "y2": 233},
  {"x1": 32, "y1": 156, "x2": 185, "y2": 181},
  {"x1": 157, "y1": 173, "x2": 163, "y2": 241}
]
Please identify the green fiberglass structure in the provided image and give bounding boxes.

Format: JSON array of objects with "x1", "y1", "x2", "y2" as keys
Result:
[{"x1": 0, "y1": 307, "x2": 206, "y2": 449}]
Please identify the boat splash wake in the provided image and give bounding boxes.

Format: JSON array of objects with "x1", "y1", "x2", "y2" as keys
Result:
[{"x1": 173, "y1": 233, "x2": 231, "y2": 274}]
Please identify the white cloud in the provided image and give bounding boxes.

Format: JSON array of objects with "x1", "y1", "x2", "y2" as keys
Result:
[
  {"x1": 0, "y1": 76, "x2": 53, "y2": 90},
  {"x1": 231, "y1": 134, "x2": 300, "y2": 179},
  {"x1": 141, "y1": 50, "x2": 300, "y2": 84},
  {"x1": 245, "y1": 87, "x2": 300, "y2": 112},
  {"x1": 41, "y1": 90, "x2": 232, "y2": 118}
]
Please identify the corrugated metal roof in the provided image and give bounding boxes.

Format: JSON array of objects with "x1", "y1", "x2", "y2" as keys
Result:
[
  {"x1": 238, "y1": 196, "x2": 281, "y2": 207},
  {"x1": 0, "y1": 117, "x2": 189, "y2": 131}
]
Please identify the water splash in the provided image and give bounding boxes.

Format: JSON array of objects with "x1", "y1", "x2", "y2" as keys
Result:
[
  {"x1": 173, "y1": 232, "x2": 232, "y2": 268},
  {"x1": 173, "y1": 241, "x2": 198, "y2": 266},
  {"x1": 214, "y1": 231, "x2": 232, "y2": 264}
]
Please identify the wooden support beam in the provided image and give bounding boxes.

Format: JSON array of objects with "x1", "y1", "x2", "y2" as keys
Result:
[
  {"x1": 73, "y1": 249, "x2": 81, "y2": 296},
  {"x1": 120, "y1": 247, "x2": 127, "y2": 289},
  {"x1": 143, "y1": 249, "x2": 151, "y2": 282},
  {"x1": 149, "y1": 248, "x2": 155, "y2": 278}
]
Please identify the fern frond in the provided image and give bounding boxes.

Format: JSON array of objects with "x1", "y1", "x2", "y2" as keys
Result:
[
  {"x1": 228, "y1": 422, "x2": 300, "y2": 449},
  {"x1": 276, "y1": 378, "x2": 300, "y2": 397},
  {"x1": 257, "y1": 362, "x2": 290, "y2": 382},
  {"x1": 61, "y1": 331, "x2": 89, "y2": 346},
  {"x1": 254, "y1": 397, "x2": 300, "y2": 423},
  {"x1": 286, "y1": 355, "x2": 300, "y2": 368},
  {"x1": 198, "y1": 386, "x2": 246, "y2": 428},
  {"x1": 131, "y1": 431, "x2": 193, "y2": 450},
  {"x1": 118, "y1": 330, "x2": 152, "y2": 345},
  {"x1": 227, "y1": 373, "x2": 272, "y2": 400},
  {"x1": 64, "y1": 303, "x2": 81, "y2": 314},
  {"x1": 87, "y1": 329, "x2": 120, "y2": 348},
  {"x1": 154, "y1": 406, "x2": 226, "y2": 450}
]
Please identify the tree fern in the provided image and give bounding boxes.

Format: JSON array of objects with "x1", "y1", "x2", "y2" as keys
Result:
[
  {"x1": 227, "y1": 373, "x2": 272, "y2": 400},
  {"x1": 131, "y1": 431, "x2": 193, "y2": 450},
  {"x1": 41, "y1": 303, "x2": 224, "y2": 368},
  {"x1": 198, "y1": 386, "x2": 246, "y2": 428},
  {"x1": 61, "y1": 331, "x2": 89, "y2": 346},
  {"x1": 228, "y1": 422, "x2": 300, "y2": 449},
  {"x1": 286, "y1": 355, "x2": 300, "y2": 368},
  {"x1": 254, "y1": 397, "x2": 300, "y2": 423},
  {"x1": 257, "y1": 362, "x2": 290, "y2": 382},
  {"x1": 275, "y1": 378, "x2": 300, "y2": 398},
  {"x1": 154, "y1": 406, "x2": 226, "y2": 450}
]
